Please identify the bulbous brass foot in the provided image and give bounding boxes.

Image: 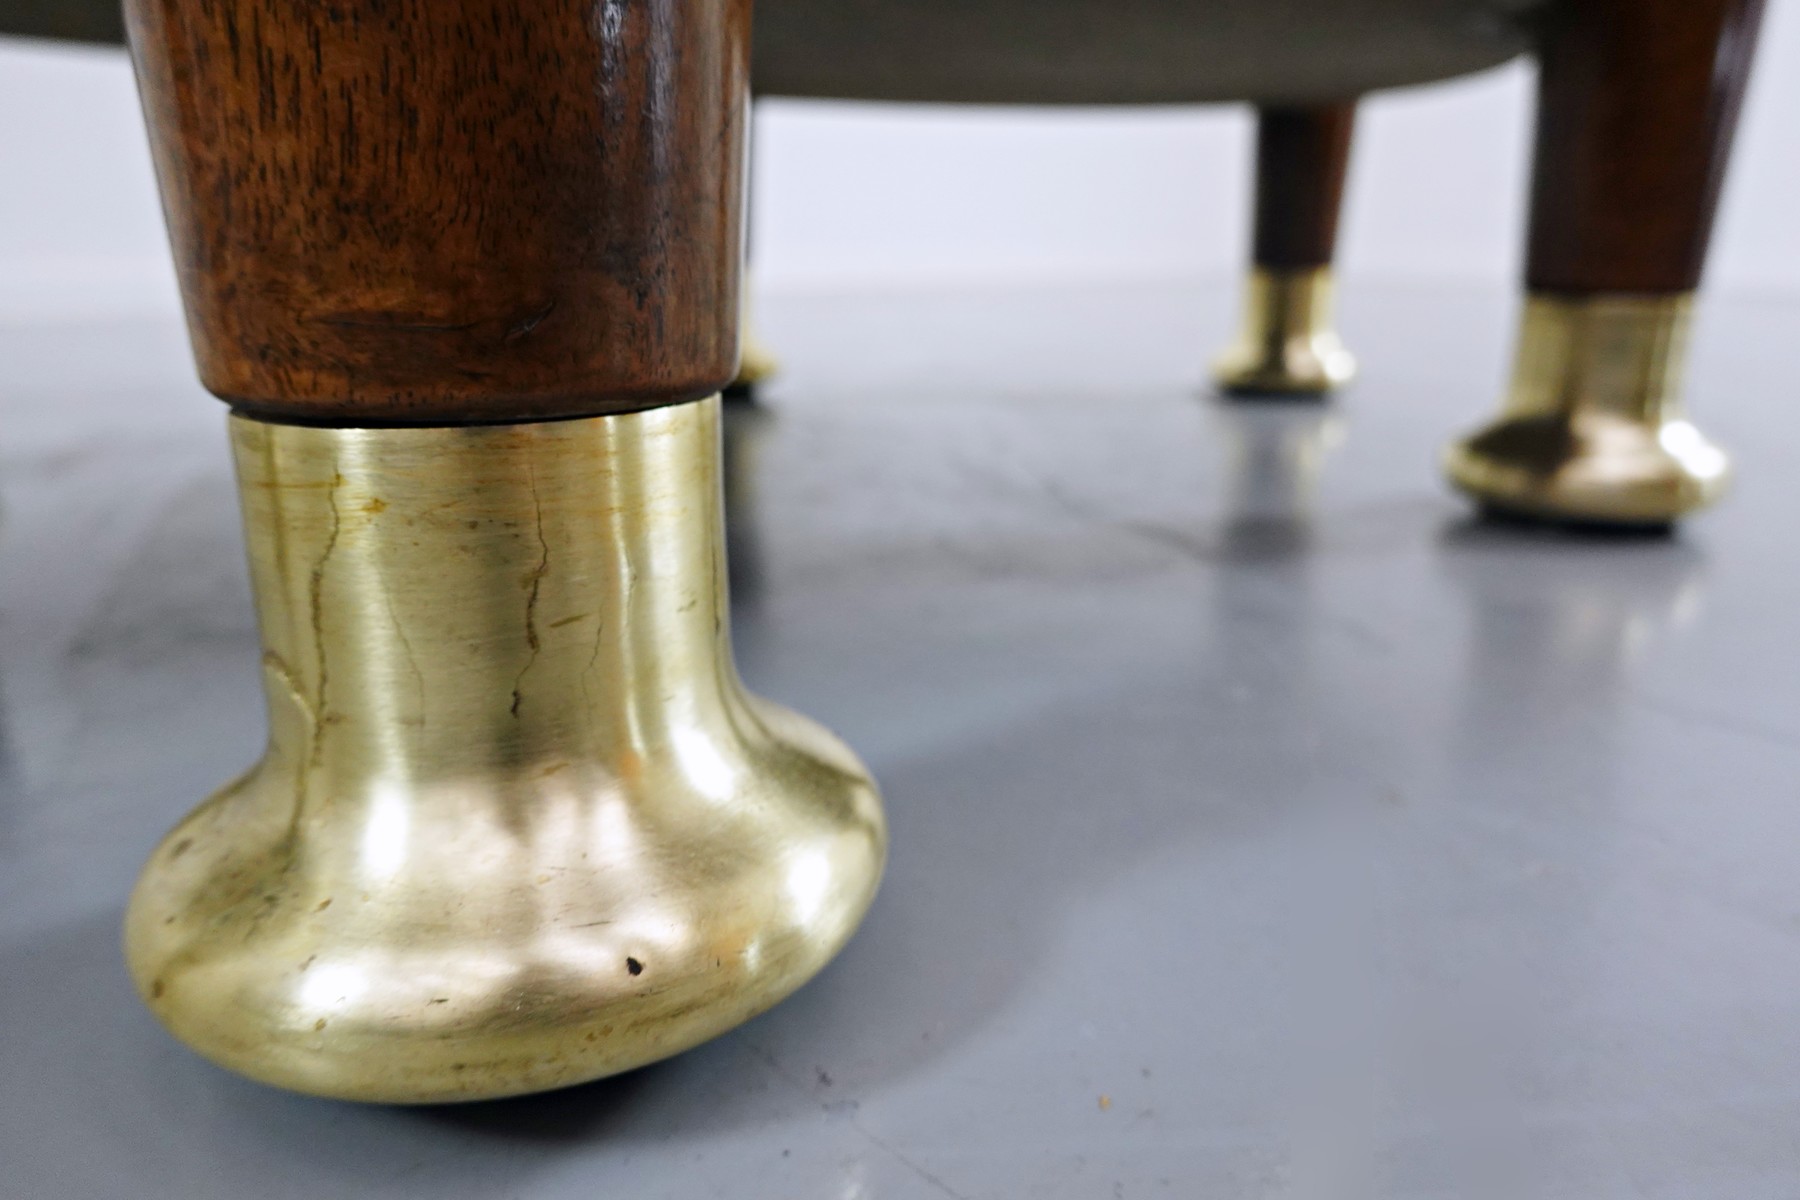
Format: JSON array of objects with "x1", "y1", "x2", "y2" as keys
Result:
[
  {"x1": 1212, "y1": 267, "x2": 1357, "y2": 396},
  {"x1": 1445, "y1": 293, "x2": 1728, "y2": 526},
  {"x1": 124, "y1": 397, "x2": 886, "y2": 1103}
]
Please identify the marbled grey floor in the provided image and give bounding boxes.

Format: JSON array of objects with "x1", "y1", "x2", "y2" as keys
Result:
[{"x1": 3, "y1": 279, "x2": 1798, "y2": 1198}]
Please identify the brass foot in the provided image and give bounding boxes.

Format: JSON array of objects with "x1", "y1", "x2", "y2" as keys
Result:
[
  {"x1": 1445, "y1": 293, "x2": 1728, "y2": 526},
  {"x1": 1212, "y1": 267, "x2": 1357, "y2": 396},
  {"x1": 124, "y1": 397, "x2": 886, "y2": 1103},
  {"x1": 728, "y1": 292, "x2": 779, "y2": 398},
  {"x1": 730, "y1": 328, "x2": 781, "y2": 395}
]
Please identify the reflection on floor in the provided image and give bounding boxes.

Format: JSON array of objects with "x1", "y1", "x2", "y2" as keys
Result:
[{"x1": 3, "y1": 280, "x2": 1799, "y2": 1198}]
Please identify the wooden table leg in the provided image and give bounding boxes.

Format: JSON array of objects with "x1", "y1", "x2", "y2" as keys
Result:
[
  {"x1": 1215, "y1": 102, "x2": 1360, "y2": 396},
  {"x1": 1445, "y1": 0, "x2": 1767, "y2": 525},
  {"x1": 119, "y1": 0, "x2": 885, "y2": 1103}
]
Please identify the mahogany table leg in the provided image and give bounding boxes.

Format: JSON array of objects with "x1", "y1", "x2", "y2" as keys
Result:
[
  {"x1": 118, "y1": 0, "x2": 884, "y2": 1102},
  {"x1": 1445, "y1": 0, "x2": 1767, "y2": 525},
  {"x1": 1215, "y1": 102, "x2": 1359, "y2": 396}
]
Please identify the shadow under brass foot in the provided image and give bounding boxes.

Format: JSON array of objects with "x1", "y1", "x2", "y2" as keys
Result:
[
  {"x1": 1445, "y1": 293, "x2": 1728, "y2": 526},
  {"x1": 1212, "y1": 267, "x2": 1357, "y2": 396},
  {"x1": 124, "y1": 396, "x2": 886, "y2": 1103}
]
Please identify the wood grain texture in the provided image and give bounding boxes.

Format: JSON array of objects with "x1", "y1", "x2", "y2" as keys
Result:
[
  {"x1": 125, "y1": 0, "x2": 750, "y2": 424},
  {"x1": 1250, "y1": 103, "x2": 1357, "y2": 271},
  {"x1": 1526, "y1": 0, "x2": 1766, "y2": 295}
]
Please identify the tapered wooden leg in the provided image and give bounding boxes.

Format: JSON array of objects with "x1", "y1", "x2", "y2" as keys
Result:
[
  {"x1": 119, "y1": 0, "x2": 884, "y2": 1102},
  {"x1": 1446, "y1": 0, "x2": 1767, "y2": 525},
  {"x1": 1215, "y1": 102, "x2": 1359, "y2": 396}
]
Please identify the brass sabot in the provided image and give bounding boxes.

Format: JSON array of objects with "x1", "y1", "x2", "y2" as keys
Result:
[
  {"x1": 1446, "y1": 292, "x2": 1728, "y2": 525},
  {"x1": 1213, "y1": 266, "x2": 1358, "y2": 395},
  {"x1": 729, "y1": 291, "x2": 779, "y2": 393},
  {"x1": 124, "y1": 396, "x2": 886, "y2": 1103}
]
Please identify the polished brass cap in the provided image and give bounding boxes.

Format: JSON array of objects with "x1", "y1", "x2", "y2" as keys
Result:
[
  {"x1": 1212, "y1": 266, "x2": 1357, "y2": 395},
  {"x1": 124, "y1": 397, "x2": 885, "y2": 1103},
  {"x1": 1446, "y1": 293, "x2": 1728, "y2": 525}
]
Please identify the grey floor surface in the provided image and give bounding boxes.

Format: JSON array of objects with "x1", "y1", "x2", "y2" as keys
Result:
[{"x1": 2, "y1": 279, "x2": 1798, "y2": 1198}]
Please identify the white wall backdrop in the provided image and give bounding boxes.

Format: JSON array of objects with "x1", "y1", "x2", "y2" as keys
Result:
[{"x1": 2, "y1": 0, "x2": 1796, "y2": 325}]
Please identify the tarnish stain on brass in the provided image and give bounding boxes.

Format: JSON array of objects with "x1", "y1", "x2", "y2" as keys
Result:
[
  {"x1": 122, "y1": 397, "x2": 887, "y2": 1103},
  {"x1": 259, "y1": 648, "x2": 316, "y2": 837},
  {"x1": 511, "y1": 467, "x2": 551, "y2": 719},
  {"x1": 260, "y1": 652, "x2": 312, "y2": 724},
  {"x1": 307, "y1": 468, "x2": 343, "y2": 770}
]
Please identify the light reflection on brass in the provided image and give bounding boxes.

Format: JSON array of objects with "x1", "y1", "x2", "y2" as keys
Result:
[
  {"x1": 1445, "y1": 292, "x2": 1728, "y2": 525},
  {"x1": 1213, "y1": 267, "x2": 1358, "y2": 395},
  {"x1": 123, "y1": 396, "x2": 886, "y2": 1103}
]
